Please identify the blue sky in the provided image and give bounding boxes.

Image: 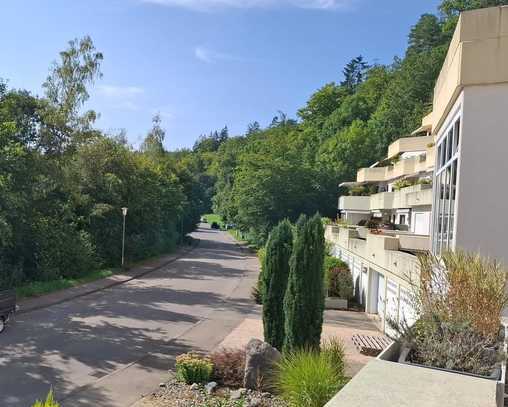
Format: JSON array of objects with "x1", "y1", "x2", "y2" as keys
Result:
[{"x1": 1, "y1": 0, "x2": 441, "y2": 150}]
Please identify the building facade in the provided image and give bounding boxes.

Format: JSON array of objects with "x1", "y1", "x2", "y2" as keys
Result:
[{"x1": 325, "y1": 6, "x2": 508, "y2": 333}]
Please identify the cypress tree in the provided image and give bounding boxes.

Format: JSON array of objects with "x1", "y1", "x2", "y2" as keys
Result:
[
  {"x1": 283, "y1": 213, "x2": 325, "y2": 353},
  {"x1": 262, "y1": 219, "x2": 293, "y2": 351}
]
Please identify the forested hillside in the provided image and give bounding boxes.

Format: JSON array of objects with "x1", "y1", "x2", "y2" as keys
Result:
[
  {"x1": 0, "y1": 38, "x2": 209, "y2": 288},
  {"x1": 198, "y1": 0, "x2": 508, "y2": 245}
]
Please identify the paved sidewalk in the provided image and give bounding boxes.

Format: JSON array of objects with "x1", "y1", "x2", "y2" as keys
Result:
[
  {"x1": 18, "y1": 243, "x2": 197, "y2": 314},
  {"x1": 216, "y1": 310, "x2": 384, "y2": 377}
]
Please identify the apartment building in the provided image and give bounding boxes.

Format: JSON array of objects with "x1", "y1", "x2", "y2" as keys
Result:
[{"x1": 325, "y1": 5, "x2": 508, "y2": 333}]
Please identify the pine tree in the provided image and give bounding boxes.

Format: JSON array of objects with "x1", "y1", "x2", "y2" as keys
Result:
[
  {"x1": 283, "y1": 213, "x2": 325, "y2": 353},
  {"x1": 341, "y1": 55, "x2": 369, "y2": 92},
  {"x1": 262, "y1": 219, "x2": 293, "y2": 351}
]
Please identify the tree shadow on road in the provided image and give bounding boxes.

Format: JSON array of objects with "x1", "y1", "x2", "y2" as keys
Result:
[{"x1": 0, "y1": 240, "x2": 259, "y2": 407}]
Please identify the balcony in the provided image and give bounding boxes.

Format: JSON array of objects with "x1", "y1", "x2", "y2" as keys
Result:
[
  {"x1": 398, "y1": 233, "x2": 430, "y2": 251},
  {"x1": 356, "y1": 155, "x2": 433, "y2": 184},
  {"x1": 387, "y1": 157, "x2": 417, "y2": 180},
  {"x1": 387, "y1": 135, "x2": 434, "y2": 159},
  {"x1": 339, "y1": 195, "x2": 371, "y2": 212},
  {"x1": 406, "y1": 184, "x2": 432, "y2": 207},
  {"x1": 324, "y1": 224, "x2": 422, "y2": 282},
  {"x1": 370, "y1": 184, "x2": 432, "y2": 211},
  {"x1": 357, "y1": 167, "x2": 387, "y2": 183},
  {"x1": 370, "y1": 192, "x2": 395, "y2": 210}
]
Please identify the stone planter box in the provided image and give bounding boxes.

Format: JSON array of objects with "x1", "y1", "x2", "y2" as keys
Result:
[
  {"x1": 357, "y1": 226, "x2": 368, "y2": 239},
  {"x1": 325, "y1": 297, "x2": 348, "y2": 310},
  {"x1": 377, "y1": 325, "x2": 508, "y2": 407},
  {"x1": 397, "y1": 345, "x2": 502, "y2": 381}
]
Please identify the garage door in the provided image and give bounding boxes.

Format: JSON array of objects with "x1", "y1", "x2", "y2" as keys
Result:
[
  {"x1": 360, "y1": 268, "x2": 368, "y2": 305},
  {"x1": 352, "y1": 259, "x2": 361, "y2": 301},
  {"x1": 385, "y1": 280, "x2": 399, "y2": 336},
  {"x1": 377, "y1": 274, "x2": 385, "y2": 319},
  {"x1": 399, "y1": 288, "x2": 417, "y2": 327},
  {"x1": 413, "y1": 212, "x2": 430, "y2": 235}
]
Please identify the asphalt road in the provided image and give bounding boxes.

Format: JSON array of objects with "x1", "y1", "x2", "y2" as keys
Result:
[{"x1": 0, "y1": 225, "x2": 260, "y2": 407}]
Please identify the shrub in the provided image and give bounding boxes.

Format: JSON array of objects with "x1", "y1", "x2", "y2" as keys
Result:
[
  {"x1": 32, "y1": 389, "x2": 60, "y2": 407},
  {"x1": 283, "y1": 214, "x2": 325, "y2": 353},
  {"x1": 210, "y1": 347, "x2": 246, "y2": 387},
  {"x1": 251, "y1": 285, "x2": 263, "y2": 304},
  {"x1": 275, "y1": 349, "x2": 344, "y2": 407},
  {"x1": 418, "y1": 251, "x2": 508, "y2": 339},
  {"x1": 263, "y1": 219, "x2": 293, "y2": 350},
  {"x1": 175, "y1": 353, "x2": 213, "y2": 384},
  {"x1": 211, "y1": 222, "x2": 220, "y2": 230},
  {"x1": 323, "y1": 255, "x2": 344, "y2": 275},
  {"x1": 252, "y1": 247, "x2": 267, "y2": 304},
  {"x1": 327, "y1": 267, "x2": 353, "y2": 299},
  {"x1": 400, "y1": 319, "x2": 502, "y2": 376},
  {"x1": 348, "y1": 185, "x2": 368, "y2": 196},
  {"x1": 321, "y1": 217, "x2": 332, "y2": 226},
  {"x1": 392, "y1": 179, "x2": 415, "y2": 191},
  {"x1": 365, "y1": 219, "x2": 380, "y2": 229},
  {"x1": 390, "y1": 250, "x2": 508, "y2": 376},
  {"x1": 321, "y1": 337, "x2": 346, "y2": 377}
]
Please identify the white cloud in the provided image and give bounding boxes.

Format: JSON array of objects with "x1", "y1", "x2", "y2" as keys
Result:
[
  {"x1": 97, "y1": 85, "x2": 144, "y2": 98},
  {"x1": 96, "y1": 85, "x2": 144, "y2": 111},
  {"x1": 194, "y1": 46, "x2": 244, "y2": 63},
  {"x1": 141, "y1": 0, "x2": 353, "y2": 11}
]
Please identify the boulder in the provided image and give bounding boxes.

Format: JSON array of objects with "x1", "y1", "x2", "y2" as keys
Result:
[
  {"x1": 205, "y1": 381, "x2": 218, "y2": 394},
  {"x1": 243, "y1": 338, "x2": 281, "y2": 390},
  {"x1": 247, "y1": 397, "x2": 263, "y2": 407},
  {"x1": 230, "y1": 388, "x2": 246, "y2": 400}
]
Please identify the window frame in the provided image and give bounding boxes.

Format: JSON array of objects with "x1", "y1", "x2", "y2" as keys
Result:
[{"x1": 432, "y1": 108, "x2": 462, "y2": 255}]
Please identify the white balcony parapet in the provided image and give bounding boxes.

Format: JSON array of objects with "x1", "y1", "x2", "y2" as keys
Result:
[
  {"x1": 339, "y1": 195, "x2": 371, "y2": 212},
  {"x1": 387, "y1": 135, "x2": 434, "y2": 159},
  {"x1": 370, "y1": 184, "x2": 432, "y2": 211}
]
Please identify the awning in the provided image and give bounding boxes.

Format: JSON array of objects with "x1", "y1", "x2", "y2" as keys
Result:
[
  {"x1": 339, "y1": 181, "x2": 368, "y2": 188},
  {"x1": 411, "y1": 124, "x2": 432, "y2": 135}
]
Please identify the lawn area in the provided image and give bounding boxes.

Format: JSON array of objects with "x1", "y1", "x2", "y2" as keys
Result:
[
  {"x1": 16, "y1": 268, "x2": 119, "y2": 299},
  {"x1": 202, "y1": 213, "x2": 226, "y2": 228},
  {"x1": 202, "y1": 214, "x2": 260, "y2": 250}
]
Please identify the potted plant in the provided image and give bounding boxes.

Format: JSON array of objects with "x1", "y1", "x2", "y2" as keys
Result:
[{"x1": 383, "y1": 251, "x2": 508, "y2": 381}]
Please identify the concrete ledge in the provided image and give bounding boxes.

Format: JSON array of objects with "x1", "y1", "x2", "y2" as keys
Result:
[{"x1": 325, "y1": 359, "x2": 498, "y2": 407}]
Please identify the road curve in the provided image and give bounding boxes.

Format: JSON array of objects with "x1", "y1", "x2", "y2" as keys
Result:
[{"x1": 0, "y1": 225, "x2": 260, "y2": 407}]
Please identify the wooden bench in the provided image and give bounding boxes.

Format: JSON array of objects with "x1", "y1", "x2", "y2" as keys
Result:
[{"x1": 352, "y1": 334, "x2": 392, "y2": 357}]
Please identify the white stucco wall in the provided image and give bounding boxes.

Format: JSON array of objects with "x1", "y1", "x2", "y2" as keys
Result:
[{"x1": 454, "y1": 84, "x2": 508, "y2": 265}]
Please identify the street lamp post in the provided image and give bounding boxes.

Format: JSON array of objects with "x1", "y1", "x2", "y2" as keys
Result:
[{"x1": 121, "y1": 207, "x2": 128, "y2": 268}]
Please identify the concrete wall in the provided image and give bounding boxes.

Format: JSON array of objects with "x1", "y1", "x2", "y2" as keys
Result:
[
  {"x1": 429, "y1": 6, "x2": 508, "y2": 135},
  {"x1": 454, "y1": 84, "x2": 508, "y2": 265}
]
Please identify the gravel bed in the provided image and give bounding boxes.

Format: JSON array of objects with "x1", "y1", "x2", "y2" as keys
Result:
[{"x1": 140, "y1": 380, "x2": 288, "y2": 407}]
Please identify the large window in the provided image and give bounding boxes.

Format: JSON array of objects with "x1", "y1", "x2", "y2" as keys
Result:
[{"x1": 432, "y1": 115, "x2": 460, "y2": 254}]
